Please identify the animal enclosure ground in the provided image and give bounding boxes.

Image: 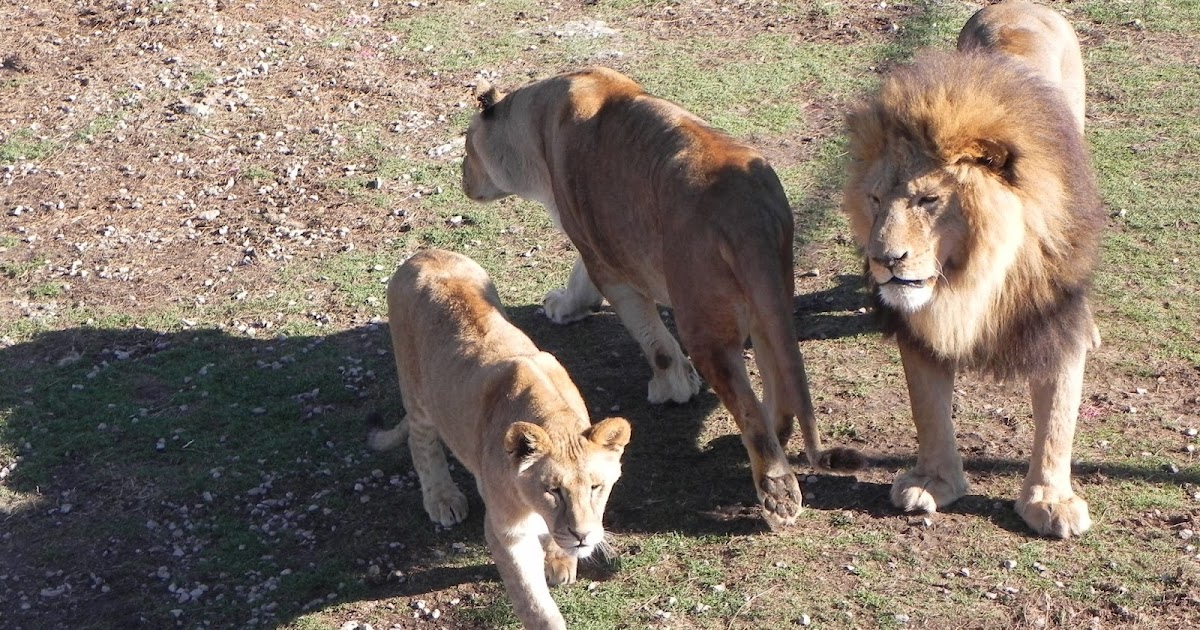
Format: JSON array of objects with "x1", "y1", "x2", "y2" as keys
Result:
[{"x1": 1, "y1": 1, "x2": 1199, "y2": 629}]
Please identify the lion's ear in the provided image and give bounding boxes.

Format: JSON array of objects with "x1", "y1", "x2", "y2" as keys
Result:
[
  {"x1": 954, "y1": 138, "x2": 1010, "y2": 176},
  {"x1": 505, "y1": 421, "x2": 551, "y2": 464},
  {"x1": 586, "y1": 417, "x2": 631, "y2": 453},
  {"x1": 474, "y1": 80, "x2": 504, "y2": 112}
]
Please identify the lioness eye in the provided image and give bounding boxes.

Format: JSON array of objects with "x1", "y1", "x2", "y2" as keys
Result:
[
  {"x1": 591, "y1": 484, "x2": 602, "y2": 493},
  {"x1": 869, "y1": 194, "x2": 881, "y2": 205},
  {"x1": 919, "y1": 194, "x2": 940, "y2": 206}
]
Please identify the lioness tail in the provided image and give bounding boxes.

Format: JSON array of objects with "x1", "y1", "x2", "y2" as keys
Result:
[{"x1": 366, "y1": 411, "x2": 409, "y2": 452}]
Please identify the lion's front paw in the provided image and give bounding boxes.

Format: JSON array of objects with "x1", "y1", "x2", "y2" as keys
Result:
[
  {"x1": 544, "y1": 551, "x2": 578, "y2": 586},
  {"x1": 890, "y1": 468, "x2": 969, "y2": 514},
  {"x1": 1016, "y1": 486, "x2": 1091, "y2": 538},
  {"x1": 647, "y1": 359, "x2": 701, "y2": 404},
  {"x1": 758, "y1": 472, "x2": 803, "y2": 531},
  {"x1": 543, "y1": 288, "x2": 593, "y2": 325},
  {"x1": 423, "y1": 486, "x2": 468, "y2": 528}
]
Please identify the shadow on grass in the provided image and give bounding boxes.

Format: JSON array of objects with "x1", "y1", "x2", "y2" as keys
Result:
[{"x1": 797, "y1": 451, "x2": 1200, "y2": 536}]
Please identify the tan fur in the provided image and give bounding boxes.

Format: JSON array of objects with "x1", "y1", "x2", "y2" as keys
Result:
[
  {"x1": 462, "y1": 67, "x2": 862, "y2": 531},
  {"x1": 371, "y1": 249, "x2": 631, "y2": 629},
  {"x1": 843, "y1": 46, "x2": 1104, "y2": 538},
  {"x1": 957, "y1": 1, "x2": 1086, "y2": 132}
]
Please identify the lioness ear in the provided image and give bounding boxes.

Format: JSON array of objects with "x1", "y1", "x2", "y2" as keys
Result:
[
  {"x1": 586, "y1": 417, "x2": 632, "y2": 453},
  {"x1": 474, "y1": 80, "x2": 504, "y2": 113},
  {"x1": 505, "y1": 422, "x2": 551, "y2": 464},
  {"x1": 954, "y1": 138, "x2": 1010, "y2": 176}
]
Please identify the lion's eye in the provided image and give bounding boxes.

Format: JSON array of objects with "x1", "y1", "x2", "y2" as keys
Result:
[
  {"x1": 869, "y1": 194, "x2": 881, "y2": 206},
  {"x1": 919, "y1": 194, "x2": 940, "y2": 207},
  {"x1": 546, "y1": 487, "x2": 561, "y2": 499},
  {"x1": 591, "y1": 484, "x2": 602, "y2": 494}
]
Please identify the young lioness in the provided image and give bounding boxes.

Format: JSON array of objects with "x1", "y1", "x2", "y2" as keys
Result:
[
  {"x1": 370, "y1": 249, "x2": 631, "y2": 629},
  {"x1": 460, "y1": 67, "x2": 862, "y2": 531}
]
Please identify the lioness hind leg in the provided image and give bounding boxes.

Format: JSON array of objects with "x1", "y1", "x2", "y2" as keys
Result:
[
  {"x1": 542, "y1": 538, "x2": 578, "y2": 586},
  {"x1": 891, "y1": 339, "x2": 969, "y2": 513},
  {"x1": 602, "y1": 282, "x2": 700, "y2": 404},
  {"x1": 407, "y1": 415, "x2": 469, "y2": 527},
  {"x1": 691, "y1": 342, "x2": 801, "y2": 530},
  {"x1": 1016, "y1": 349, "x2": 1091, "y2": 538},
  {"x1": 543, "y1": 256, "x2": 604, "y2": 325}
]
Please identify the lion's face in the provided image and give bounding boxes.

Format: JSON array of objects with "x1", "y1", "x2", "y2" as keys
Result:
[
  {"x1": 507, "y1": 417, "x2": 631, "y2": 558},
  {"x1": 461, "y1": 116, "x2": 511, "y2": 202},
  {"x1": 850, "y1": 162, "x2": 970, "y2": 313}
]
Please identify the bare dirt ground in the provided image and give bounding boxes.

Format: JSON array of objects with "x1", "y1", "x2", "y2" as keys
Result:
[{"x1": 3, "y1": 1, "x2": 1199, "y2": 629}]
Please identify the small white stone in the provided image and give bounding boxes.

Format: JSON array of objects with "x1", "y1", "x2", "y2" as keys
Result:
[{"x1": 798, "y1": 614, "x2": 812, "y2": 626}]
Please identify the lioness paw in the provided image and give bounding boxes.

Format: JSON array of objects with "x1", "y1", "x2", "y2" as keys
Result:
[
  {"x1": 423, "y1": 486, "x2": 469, "y2": 528},
  {"x1": 1016, "y1": 487, "x2": 1091, "y2": 538},
  {"x1": 890, "y1": 468, "x2": 969, "y2": 514},
  {"x1": 758, "y1": 472, "x2": 803, "y2": 531},
  {"x1": 543, "y1": 288, "x2": 593, "y2": 325},
  {"x1": 647, "y1": 360, "x2": 701, "y2": 404},
  {"x1": 544, "y1": 552, "x2": 578, "y2": 587}
]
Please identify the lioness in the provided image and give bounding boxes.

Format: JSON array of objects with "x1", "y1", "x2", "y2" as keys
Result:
[
  {"x1": 957, "y1": 1, "x2": 1086, "y2": 132},
  {"x1": 369, "y1": 249, "x2": 632, "y2": 629},
  {"x1": 843, "y1": 43, "x2": 1104, "y2": 537},
  {"x1": 461, "y1": 67, "x2": 861, "y2": 530}
]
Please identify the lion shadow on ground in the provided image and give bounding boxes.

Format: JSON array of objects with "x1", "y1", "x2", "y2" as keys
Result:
[
  {"x1": 795, "y1": 452, "x2": 1200, "y2": 535},
  {"x1": 793, "y1": 273, "x2": 879, "y2": 342}
]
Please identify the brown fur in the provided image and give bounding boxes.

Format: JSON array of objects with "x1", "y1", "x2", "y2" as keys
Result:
[
  {"x1": 371, "y1": 249, "x2": 631, "y2": 629},
  {"x1": 957, "y1": 1, "x2": 1086, "y2": 131},
  {"x1": 843, "y1": 48, "x2": 1103, "y2": 538},
  {"x1": 462, "y1": 67, "x2": 862, "y2": 531}
]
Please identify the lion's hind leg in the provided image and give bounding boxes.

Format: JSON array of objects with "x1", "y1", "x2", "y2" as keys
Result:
[
  {"x1": 407, "y1": 413, "x2": 469, "y2": 528},
  {"x1": 543, "y1": 255, "x2": 605, "y2": 324},
  {"x1": 891, "y1": 339, "x2": 970, "y2": 513},
  {"x1": 1016, "y1": 348, "x2": 1091, "y2": 538}
]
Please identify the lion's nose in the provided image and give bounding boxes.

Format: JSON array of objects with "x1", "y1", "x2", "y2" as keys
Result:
[
  {"x1": 567, "y1": 527, "x2": 587, "y2": 546},
  {"x1": 873, "y1": 250, "x2": 909, "y2": 270}
]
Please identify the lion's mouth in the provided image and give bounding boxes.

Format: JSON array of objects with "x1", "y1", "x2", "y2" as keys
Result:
[{"x1": 885, "y1": 276, "x2": 934, "y2": 288}]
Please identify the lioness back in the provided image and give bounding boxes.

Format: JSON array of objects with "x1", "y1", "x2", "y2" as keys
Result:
[{"x1": 957, "y1": 1, "x2": 1086, "y2": 131}]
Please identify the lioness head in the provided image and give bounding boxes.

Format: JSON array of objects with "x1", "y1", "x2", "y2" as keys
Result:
[
  {"x1": 504, "y1": 416, "x2": 632, "y2": 558},
  {"x1": 461, "y1": 81, "x2": 515, "y2": 203}
]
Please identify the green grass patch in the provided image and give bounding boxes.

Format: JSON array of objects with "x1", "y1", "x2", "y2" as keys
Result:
[{"x1": 0, "y1": 129, "x2": 56, "y2": 163}]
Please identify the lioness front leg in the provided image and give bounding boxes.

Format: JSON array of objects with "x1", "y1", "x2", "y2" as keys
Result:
[
  {"x1": 602, "y1": 283, "x2": 700, "y2": 404},
  {"x1": 891, "y1": 340, "x2": 969, "y2": 513},
  {"x1": 408, "y1": 415, "x2": 469, "y2": 527},
  {"x1": 543, "y1": 256, "x2": 604, "y2": 324},
  {"x1": 1016, "y1": 348, "x2": 1091, "y2": 538},
  {"x1": 485, "y1": 520, "x2": 567, "y2": 630},
  {"x1": 542, "y1": 536, "x2": 578, "y2": 586}
]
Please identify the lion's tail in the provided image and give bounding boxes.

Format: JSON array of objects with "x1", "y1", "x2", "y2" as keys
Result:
[
  {"x1": 366, "y1": 412, "x2": 409, "y2": 452},
  {"x1": 737, "y1": 238, "x2": 866, "y2": 474}
]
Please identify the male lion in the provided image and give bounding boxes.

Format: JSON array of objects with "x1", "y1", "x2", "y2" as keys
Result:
[
  {"x1": 461, "y1": 67, "x2": 861, "y2": 530},
  {"x1": 843, "y1": 45, "x2": 1104, "y2": 537},
  {"x1": 369, "y1": 249, "x2": 632, "y2": 630},
  {"x1": 957, "y1": 1, "x2": 1086, "y2": 132}
]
